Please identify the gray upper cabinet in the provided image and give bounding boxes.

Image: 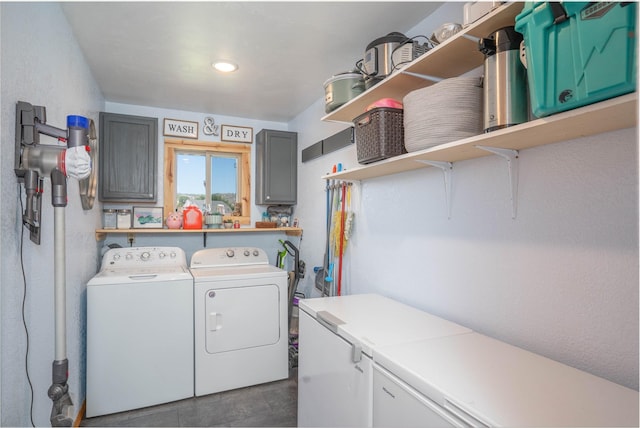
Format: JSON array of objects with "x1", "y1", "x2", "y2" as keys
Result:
[
  {"x1": 255, "y1": 129, "x2": 298, "y2": 205},
  {"x1": 99, "y1": 112, "x2": 158, "y2": 202}
]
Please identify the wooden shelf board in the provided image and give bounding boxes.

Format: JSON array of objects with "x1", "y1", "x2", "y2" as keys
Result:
[
  {"x1": 95, "y1": 227, "x2": 303, "y2": 241},
  {"x1": 323, "y1": 93, "x2": 638, "y2": 182}
]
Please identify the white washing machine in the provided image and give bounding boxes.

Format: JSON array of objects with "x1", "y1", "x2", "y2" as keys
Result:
[
  {"x1": 190, "y1": 247, "x2": 288, "y2": 396},
  {"x1": 86, "y1": 247, "x2": 194, "y2": 418}
]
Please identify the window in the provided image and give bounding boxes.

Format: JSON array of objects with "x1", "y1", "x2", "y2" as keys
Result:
[
  {"x1": 175, "y1": 152, "x2": 239, "y2": 213},
  {"x1": 164, "y1": 139, "x2": 251, "y2": 224}
]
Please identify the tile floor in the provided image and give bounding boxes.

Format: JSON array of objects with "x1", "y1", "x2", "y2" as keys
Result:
[{"x1": 81, "y1": 370, "x2": 298, "y2": 427}]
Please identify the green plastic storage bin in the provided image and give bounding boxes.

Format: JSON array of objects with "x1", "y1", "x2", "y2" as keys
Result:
[{"x1": 515, "y1": 2, "x2": 637, "y2": 117}]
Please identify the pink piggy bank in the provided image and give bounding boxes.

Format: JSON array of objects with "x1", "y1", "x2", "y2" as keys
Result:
[{"x1": 165, "y1": 212, "x2": 182, "y2": 229}]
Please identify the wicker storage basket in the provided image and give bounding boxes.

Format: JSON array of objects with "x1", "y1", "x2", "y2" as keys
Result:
[
  {"x1": 403, "y1": 76, "x2": 482, "y2": 152},
  {"x1": 354, "y1": 107, "x2": 405, "y2": 164}
]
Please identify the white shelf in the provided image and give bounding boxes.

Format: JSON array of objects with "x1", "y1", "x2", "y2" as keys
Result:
[
  {"x1": 322, "y1": 93, "x2": 638, "y2": 182},
  {"x1": 322, "y1": 2, "x2": 524, "y2": 124}
]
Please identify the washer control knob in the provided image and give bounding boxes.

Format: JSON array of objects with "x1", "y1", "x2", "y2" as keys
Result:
[
  {"x1": 244, "y1": 250, "x2": 250, "y2": 257},
  {"x1": 140, "y1": 251, "x2": 151, "y2": 261},
  {"x1": 226, "y1": 249, "x2": 235, "y2": 258},
  {"x1": 253, "y1": 250, "x2": 260, "y2": 257},
  {"x1": 125, "y1": 253, "x2": 133, "y2": 260},
  {"x1": 159, "y1": 252, "x2": 166, "y2": 259},
  {"x1": 170, "y1": 252, "x2": 176, "y2": 259},
  {"x1": 113, "y1": 253, "x2": 121, "y2": 261}
]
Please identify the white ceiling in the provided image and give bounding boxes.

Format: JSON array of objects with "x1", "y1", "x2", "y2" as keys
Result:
[{"x1": 61, "y1": 2, "x2": 443, "y2": 122}]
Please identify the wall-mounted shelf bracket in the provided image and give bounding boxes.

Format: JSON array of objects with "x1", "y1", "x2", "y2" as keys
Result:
[
  {"x1": 416, "y1": 160, "x2": 453, "y2": 219},
  {"x1": 475, "y1": 145, "x2": 519, "y2": 219},
  {"x1": 400, "y1": 71, "x2": 443, "y2": 83},
  {"x1": 461, "y1": 34, "x2": 481, "y2": 44}
]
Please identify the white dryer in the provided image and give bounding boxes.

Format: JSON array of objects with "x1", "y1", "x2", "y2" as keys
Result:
[
  {"x1": 190, "y1": 247, "x2": 288, "y2": 396},
  {"x1": 86, "y1": 247, "x2": 194, "y2": 418}
]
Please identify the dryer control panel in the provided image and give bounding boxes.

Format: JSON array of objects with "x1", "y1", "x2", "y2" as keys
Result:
[
  {"x1": 190, "y1": 247, "x2": 268, "y2": 268},
  {"x1": 101, "y1": 246, "x2": 187, "y2": 269}
]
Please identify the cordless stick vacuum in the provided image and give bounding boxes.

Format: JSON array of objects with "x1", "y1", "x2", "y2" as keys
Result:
[{"x1": 15, "y1": 101, "x2": 92, "y2": 426}]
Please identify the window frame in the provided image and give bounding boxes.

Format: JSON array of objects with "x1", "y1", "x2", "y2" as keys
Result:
[{"x1": 163, "y1": 138, "x2": 251, "y2": 225}]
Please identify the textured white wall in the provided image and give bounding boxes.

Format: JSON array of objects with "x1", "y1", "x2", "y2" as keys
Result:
[
  {"x1": 1, "y1": 3, "x2": 104, "y2": 426},
  {"x1": 350, "y1": 128, "x2": 638, "y2": 390},
  {"x1": 290, "y1": 3, "x2": 639, "y2": 391}
]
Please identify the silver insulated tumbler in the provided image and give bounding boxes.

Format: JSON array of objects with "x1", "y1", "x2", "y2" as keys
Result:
[{"x1": 479, "y1": 26, "x2": 528, "y2": 133}]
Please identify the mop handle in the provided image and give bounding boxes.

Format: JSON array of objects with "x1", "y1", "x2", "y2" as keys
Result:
[{"x1": 337, "y1": 181, "x2": 347, "y2": 296}]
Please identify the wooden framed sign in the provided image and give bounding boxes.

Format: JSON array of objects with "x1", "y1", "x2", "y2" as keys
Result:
[
  {"x1": 221, "y1": 125, "x2": 253, "y2": 143},
  {"x1": 163, "y1": 118, "x2": 198, "y2": 139}
]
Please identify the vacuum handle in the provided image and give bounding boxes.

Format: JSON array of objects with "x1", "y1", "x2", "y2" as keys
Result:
[{"x1": 51, "y1": 169, "x2": 67, "y2": 207}]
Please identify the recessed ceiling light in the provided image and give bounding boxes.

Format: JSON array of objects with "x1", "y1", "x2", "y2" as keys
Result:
[{"x1": 212, "y1": 61, "x2": 238, "y2": 73}]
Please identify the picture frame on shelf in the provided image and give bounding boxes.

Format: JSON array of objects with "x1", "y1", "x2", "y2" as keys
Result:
[{"x1": 133, "y1": 206, "x2": 164, "y2": 229}]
